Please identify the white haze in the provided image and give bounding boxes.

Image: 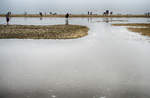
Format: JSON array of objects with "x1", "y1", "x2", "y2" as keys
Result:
[{"x1": 0, "y1": 0, "x2": 150, "y2": 14}]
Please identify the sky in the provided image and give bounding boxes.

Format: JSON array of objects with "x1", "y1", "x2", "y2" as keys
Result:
[{"x1": 0, "y1": 0, "x2": 150, "y2": 14}]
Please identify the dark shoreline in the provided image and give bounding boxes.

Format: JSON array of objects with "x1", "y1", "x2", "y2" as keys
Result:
[{"x1": 0, "y1": 14, "x2": 150, "y2": 18}]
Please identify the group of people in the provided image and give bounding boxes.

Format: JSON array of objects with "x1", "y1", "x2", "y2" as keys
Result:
[
  {"x1": 145, "y1": 12, "x2": 150, "y2": 16},
  {"x1": 5, "y1": 12, "x2": 70, "y2": 25},
  {"x1": 88, "y1": 11, "x2": 93, "y2": 15},
  {"x1": 40, "y1": 12, "x2": 58, "y2": 16},
  {"x1": 103, "y1": 10, "x2": 113, "y2": 16},
  {"x1": 87, "y1": 10, "x2": 113, "y2": 16}
]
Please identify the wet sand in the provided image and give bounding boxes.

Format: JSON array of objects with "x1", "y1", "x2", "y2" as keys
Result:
[
  {"x1": 112, "y1": 23, "x2": 150, "y2": 37},
  {"x1": 112, "y1": 23, "x2": 150, "y2": 27}
]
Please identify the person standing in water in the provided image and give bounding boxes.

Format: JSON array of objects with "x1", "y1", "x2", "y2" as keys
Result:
[
  {"x1": 6, "y1": 12, "x2": 10, "y2": 25},
  {"x1": 39, "y1": 12, "x2": 43, "y2": 17},
  {"x1": 65, "y1": 13, "x2": 69, "y2": 25}
]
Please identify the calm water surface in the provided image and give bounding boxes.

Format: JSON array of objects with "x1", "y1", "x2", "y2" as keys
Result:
[{"x1": 0, "y1": 17, "x2": 150, "y2": 98}]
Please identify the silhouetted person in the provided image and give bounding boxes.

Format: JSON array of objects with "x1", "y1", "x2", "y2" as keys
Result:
[
  {"x1": 106, "y1": 10, "x2": 109, "y2": 16},
  {"x1": 65, "y1": 13, "x2": 69, "y2": 18},
  {"x1": 65, "y1": 13, "x2": 69, "y2": 25},
  {"x1": 6, "y1": 13, "x2": 10, "y2": 25},
  {"x1": 53, "y1": 13, "x2": 57, "y2": 15},
  {"x1": 110, "y1": 12, "x2": 113, "y2": 15},
  {"x1": 88, "y1": 11, "x2": 90, "y2": 15},
  {"x1": 39, "y1": 12, "x2": 43, "y2": 17},
  {"x1": 24, "y1": 11, "x2": 27, "y2": 15},
  {"x1": 49, "y1": 12, "x2": 52, "y2": 14},
  {"x1": 90, "y1": 12, "x2": 92, "y2": 15},
  {"x1": 145, "y1": 13, "x2": 150, "y2": 17},
  {"x1": 7, "y1": 12, "x2": 11, "y2": 16},
  {"x1": 148, "y1": 12, "x2": 150, "y2": 16},
  {"x1": 103, "y1": 12, "x2": 106, "y2": 16}
]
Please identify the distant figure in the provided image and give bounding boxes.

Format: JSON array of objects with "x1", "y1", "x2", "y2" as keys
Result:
[
  {"x1": 24, "y1": 12, "x2": 27, "y2": 16},
  {"x1": 6, "y1": 13, "x2": 10, "y2": 25},
  {"x1": 145, "y1": 13, "x2": 148, "y2": 17},
  {"x1": 65, "y1": 13, "x2": 69, "y2": 25},
  {"x1": 106, "y1": 10, "x2": 109, "y2": 16},
  {"x1": 39, "y1": 12, "x2": 43, "y2": 17},
  {"x1": 90, "y1": 12, "x2": 92, "y2": 15},
  {"x1": 103, "y1": 12, "x2": 106, "y2": 16},
  {"x1": 110, "y1": 12, "x2": 113, "y2": 15},
  {"x1": 53, "y1": 13, "x2": 57, "y2": 15},
  {"x1": 148, "y1": 12, "x2": 150, "y2": 16},
  {"x1": 7, "y1": 12, "x2": 11, "y2": 15},
  {"x1": 49, "y1": 12, "x2": 52, "y2": 14},
  {"x1": 145, "y1": 13, "x2": 148, "y2": 16},
  {"x1": 88, "y1": 11, "x2": 90, "y2": 15},
  {"x1": 65, "y1": 13, "x2": 69, "y2": 18}
]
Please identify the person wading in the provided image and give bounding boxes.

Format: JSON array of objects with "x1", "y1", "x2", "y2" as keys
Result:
[
  {"x1": 6, "y1": 12, "x2": 10, "y2": 25},
  {"x1": 65, "y1": 13, "x2": 69, "y2": 25}
]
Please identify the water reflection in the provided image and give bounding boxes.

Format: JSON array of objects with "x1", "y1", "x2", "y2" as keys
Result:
[
  {"x1": 87, "y1": 18, "x2": 93, "y2": 23},
  {"x1": 40, "y1": 17, "x2": 43, "y2": 20},
  {"x1": 0, "y1": 17, "x2": 150, "y2": 98},
  {"x1": 65, "y1": 18, "x2": 69, "y2": 25},
  {"x1": 147, "y1": 18, "x2": 150, "y2": 22},
  {"x1": 103, "y1": 18, "x2": 109, "y2": 23}
]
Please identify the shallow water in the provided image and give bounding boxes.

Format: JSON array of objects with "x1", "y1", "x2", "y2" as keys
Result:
[{"x1": 0, "y1": 17, "x2": 150, "y2": 98}]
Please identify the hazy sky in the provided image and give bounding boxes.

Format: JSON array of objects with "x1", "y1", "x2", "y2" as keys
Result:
[{"x1": 0, "y1": 0, "x2": 150, "y2": 14}]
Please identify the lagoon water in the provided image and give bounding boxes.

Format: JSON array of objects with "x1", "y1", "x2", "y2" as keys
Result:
[{"x1": 0, "y1": 17, "x2": 150, "y2": 98}]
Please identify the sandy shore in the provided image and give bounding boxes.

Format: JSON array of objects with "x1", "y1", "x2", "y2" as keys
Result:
[
  {"x1": 112, "y1": 23, "x2": 150, "y2": 37},
  {"x1": 0, "y1": 14, "x2": 150, "y2": 18},
  {"x1": 112, "y1": 23, "x2": 150, "y2": 27},
  {"x1": 0, "y1": 25, "x2": 89, "y2": 39}
]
